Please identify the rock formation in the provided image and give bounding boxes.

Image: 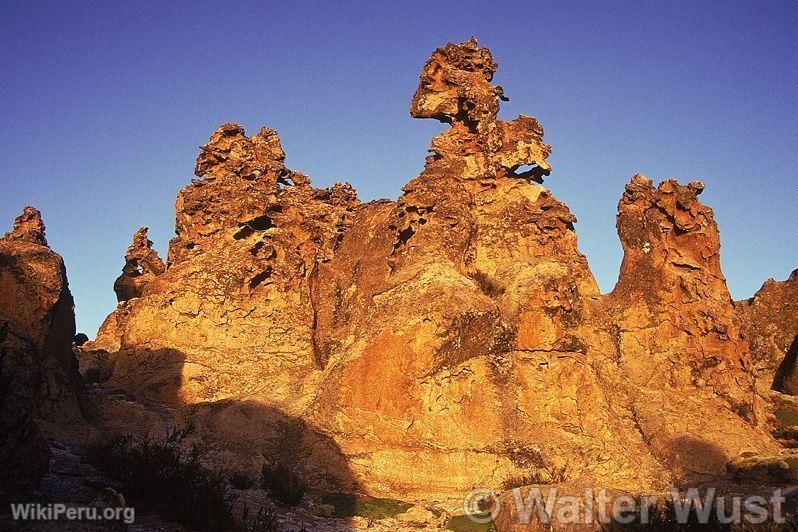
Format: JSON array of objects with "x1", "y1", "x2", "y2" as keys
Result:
[
  {"x1": 601, "y1": 176, "x2": 768, "y2": 478},
  {"x1": 84, "y1": 38, "x2": 787, "y2": 503},
  {"x1": 737, "y1": 270, "x2": 798, "y2": 393},
  {"x1": 113, "y1": 227, "x2": 165, "y2": 302},
  {"x1": 92, "y1": 123, "x2": 359, "y2": 405},
  {"x1": 0, "y1": 207, "x2": 84, "y2": 503},
  {"x1": 2, "y1": 206, "x2": 49, "y2": 246}
]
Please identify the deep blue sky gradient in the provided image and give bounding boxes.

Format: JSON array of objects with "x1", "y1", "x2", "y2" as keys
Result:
[{"x1": 1, "y1": 1, "x2": 796, "y2": 336}]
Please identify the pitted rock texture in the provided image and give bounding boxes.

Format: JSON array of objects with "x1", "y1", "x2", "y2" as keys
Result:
[
  {"x1": 113, "y1": 227, "x2": 165, "y2": 302},
  {"x1": 737, "y1": 270, "x2": 798, "y2": 393},
  {"x1": 2, "y1": 206, "x2": 48, "y2": 246},
  {"x1": 0, "y1": 208, "x2": 83, "y2": 503},
  {"x1": 92, "y1": 123, "x2": 359, "y2": 405},
  {"x1": 88, "y1": 39, "x2": 782, "y2": 499},
  {"x1": 601, "y1": 176, "x2": 770, "y2": 480}
]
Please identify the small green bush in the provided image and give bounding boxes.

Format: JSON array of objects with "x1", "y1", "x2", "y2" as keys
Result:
[{"x1": 321, "y1": 492, "x2": 412, "y2": 519}]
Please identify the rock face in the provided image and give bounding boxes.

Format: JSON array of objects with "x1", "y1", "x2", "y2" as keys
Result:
[
  {"x1": 113, "y1": 227, "x2": 166, "y2": 302},
  {"x1": 89, "y1": 39, "x2": 781, "y2": 499},
  {"x1": 737, "y1": 270, "x2": 798, "y2": 393},
  {"x1": 0, "y1": 207, "x2": 83, "y2": 503},
  {"x1": 602, "y1": 176, "x2": 767, "y2": 479},
  {"x1": 93, "y1": 123, "x2": 359, "y2": 405}
]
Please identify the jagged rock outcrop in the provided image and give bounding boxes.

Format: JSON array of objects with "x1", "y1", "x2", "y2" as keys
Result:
[
  {"x1": 737, "y1": 270, "x2": 798, "y2": 393},
  {"x1": 113, "y1": 227, "x2": 165, "y2": 302},
  {"x1": 600, "y1": 175, "x2": 770, "y2": 479},
  {"x1": 410, "y1": 38, "x2": 551, "y2": 182},
  {"x1": 2, "y1": 206, "x2": 49, "y2": 246},
  {"x1": 309, "y1": 39, "x2": 659, "y2": 496},
  {"x1": 0, "y1": 207, "x2": 83, "y2": 503},
  {"x1": 92, "y1": 123, "x2": 359, "y2": 404},
  {"x1": 88, "y1": 39, "x2": 779, "y2": 500}
]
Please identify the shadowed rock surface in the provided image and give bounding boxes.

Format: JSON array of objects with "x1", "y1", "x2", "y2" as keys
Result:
[
  {"x1": 737, "y1": 270, "x2": 798, "y2": 393},
  {"x1": 76, "y1": 39, "x2": 793, "y2": 505},
  {"x1": 113, "y1": 227, "x2": 166, "y2": 302},
  {"x1": 0, "y1": 207, "x2": 84, "y2": 504}
]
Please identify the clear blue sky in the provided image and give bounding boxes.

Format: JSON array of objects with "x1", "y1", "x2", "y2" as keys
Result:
[{"x1": 2, "y1": 1, "x2": 796, "y2": 336}]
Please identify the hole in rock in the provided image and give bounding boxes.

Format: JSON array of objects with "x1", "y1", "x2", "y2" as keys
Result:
[
  {"x1": 234, "y1": 214, "x2": 275, "y2": 240},
  {"x1": 512, "y1": 164, "x2": 548, "y2": 183},
  {"x1": 249, "y1": 267, "x2": 273, "y2": 289},
  {"x1": 392, "y1": 225, "x2": 416, "y2": 251},
  {"x1": 249, "y1": 241, "x2": 265, "y2": 256}
]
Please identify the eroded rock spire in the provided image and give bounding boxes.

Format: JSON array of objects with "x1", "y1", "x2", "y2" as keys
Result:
[
  {"x1": 411, "y1": 38, "x2": 551, "y2": 181},
  {"x1": 113, "y1": 227, "x2": 166, "y2": 302},
  {"x1": 2, "y1": 206, "x2": 47, "y2": 246}
]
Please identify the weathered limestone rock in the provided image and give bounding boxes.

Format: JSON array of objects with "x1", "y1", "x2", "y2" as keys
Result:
[
  {"x1": 113, "y1": 227, "x2": 165, "y2": 302},
  {"x1": 2, "y1": 206, "x2": 48, "y2": 246},
  {"x1": 737, "y1": 270, "x2": 798, "y2": 393},
  {"x1": 92, "y1": 123, "x2": 359, "y2": 405},
  {"x1": 600, "y1": 175, "x2": 774, "y2": 481},
  {"x1": 88, "y1": 39, "x2": 779, "y2": 501},
  {"x1": 410, "y1": 37, "x2": 551, "y2": 181},
  {"x1": 0, "y1": 207, "x2": 84, "y2": 503},
  {"x1": 0, "y1": 208, "x2": 83, "y2": 424}
]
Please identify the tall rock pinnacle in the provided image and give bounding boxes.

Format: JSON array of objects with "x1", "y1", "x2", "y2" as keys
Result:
[
  {"x1": 114, "y1": 227, "x2": 166, "y2": 302},
  {"x1": 0, "y1": 208, "x2": 85, "y2": 503},
  {"x1": 411, "y1": 38, "x2": 551, "y2": 182},
  {"x1": 3, "y1": 206, "x2": 48, "y2": 246}
]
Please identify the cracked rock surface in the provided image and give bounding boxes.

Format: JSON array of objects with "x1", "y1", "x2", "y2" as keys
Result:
[
  {"x1": 737, "y1": 269, "x2": 798, "y2": 393},
  {"x1": 76, "y1": 39, "x2": 790, "y2": 501},
  {"x1": 0, "y1": 207, "x2": 86, "y2": 504}
]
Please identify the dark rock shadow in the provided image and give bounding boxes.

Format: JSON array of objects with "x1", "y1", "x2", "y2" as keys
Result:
[
  {"x1": 772, "y1": 335, "x2": 798, "y2": 394},
  {"x1": 0, "y1": 323, "x2": 51, "y2": 506},
  {"x1": 664, "y1": 435, "x2": 732, "y2": 484},
  {"x1": 78, "y1": 346, "x2": 360, "y2": 530}
]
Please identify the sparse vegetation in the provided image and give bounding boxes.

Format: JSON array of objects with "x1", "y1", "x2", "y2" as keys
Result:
[
  {"x1": 502, "y1": 461, "x2": 569, "y2": 490},
  {"x1": 468, "y1": 270, "x2": 505, "y2": 298},
  {"x1": 774, "y1": 403, "x2": 798, "y2": 426},
  {"x1": 86, "y1": 423, "x2": 235, "y2": 531},
  {"x1": 229, "y1": 471, "x2": 255, "y2": 490},
  {"x1": 238, "y1": 504, "x2": 277, "y2": 532},
  {"x1": 771, "y1": 400, "x2": 798, "y2": 447},
  {"x1": 445, "y1": 514, "x2": 496, "y2": 532},
  {"x1": 260, "y1": 463, "x2": 306, "y2": 506},
  {"x1": 502, "y1": 471, "x2": 550, "y2": 490}
]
